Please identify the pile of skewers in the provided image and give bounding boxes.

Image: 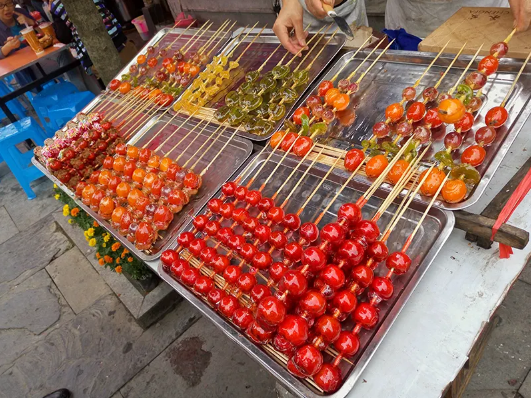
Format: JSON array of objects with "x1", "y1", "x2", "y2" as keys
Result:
[
  {"x1": 34, "y1": 112, "x2": 122, "y2": 189},
  {"x1": 157, "y1": 28, "x2": 531, "y2": 393}
]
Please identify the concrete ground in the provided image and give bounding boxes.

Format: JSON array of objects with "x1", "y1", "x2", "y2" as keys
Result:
[{"x1": 1, "y1": 162, "x2": 531, "y2": 398}]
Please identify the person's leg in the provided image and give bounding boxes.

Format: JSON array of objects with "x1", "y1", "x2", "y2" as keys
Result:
[
  {"x1": 42, "y1": 389, "x2": 70, "y2": 398},
  {"x1": 56, "y1": 50, "x2": 92, "y2": 92}
]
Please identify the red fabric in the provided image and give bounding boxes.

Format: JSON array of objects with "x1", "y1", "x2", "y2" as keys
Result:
[{"x1": 491, "y1": 165, "x2": 531, "y2": 258}]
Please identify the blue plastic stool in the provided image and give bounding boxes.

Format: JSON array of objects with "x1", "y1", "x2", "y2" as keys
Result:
[
  {"x1": 28, "y1": 81, "x2": 80, "y2": 134},
  {"x1": 0, "y1": 80, "x2": 27, "y2": 120},
  {"x1": 47, "y1": 91, "x2": 96, "y2": 131},
  {"x1": 0, "y1": 117, "x2": 47, "y2": 199}
]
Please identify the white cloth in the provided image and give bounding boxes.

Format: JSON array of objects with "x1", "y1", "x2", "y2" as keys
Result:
[
  {"x1": 385, "y1": 0, "x2": 510, "y2": 38},
  {"x1": 299, "y1": 0, "x2": 369, "y2": 30}
]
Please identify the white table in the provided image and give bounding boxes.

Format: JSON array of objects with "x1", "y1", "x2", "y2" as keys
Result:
[{"x1": 346, "y1": 117, "x2": 531, "y2": 397}]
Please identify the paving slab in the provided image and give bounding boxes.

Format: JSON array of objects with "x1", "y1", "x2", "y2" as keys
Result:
[
  {"x1": 52, "y1": 210, "x2": 95, "y2": 257},
  {"x1": 519, "y1": 369, "x2": 531, "y2": 398},
  {"x1": 0, "y1": 295, "x2": 200, "y2": 398},
  {"x1": 463, "y1": 390, "x2": 518, "y2": 398},
  {"x1": 518, "y1": 257, "x2": 531, "y2": 286},
  {"x1": 0, "y1": 270, "x2": 74, "y2": 374},
  {"x1": 120, "y1": 317, "x2": 277, "y2": 398},
  {"x1": 0, "y1": 206, "x2": 18, "y2": 245},
  {"x1": 3, "y1": 178, "x2": 61, "y2": 231},
  {"x1": 0, "y1": 164, "x2": 48, "y2": 207},
  {"x1": 46, "y1": 247, "x2": 112, "y2": 314},
  {"x1": 465, "y1": 280, "x2": 531, "y2": 392},
  {"x1": 0, "y1": 215, "x2": 72, "y2": 295}
]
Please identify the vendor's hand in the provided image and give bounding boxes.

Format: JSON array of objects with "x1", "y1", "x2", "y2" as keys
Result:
[
  {"x1": 305, "y1": 0, "x2": 334, "y2": 19},
  {"x1": 14, "y1": 12, "x2": 34, "y2": 27},
  {"x1": 273, "y1": 0, "x2": 308, "y2": 55},
  {"x1": 509, "y1": 0, "x2": 531, "y2": 31}
]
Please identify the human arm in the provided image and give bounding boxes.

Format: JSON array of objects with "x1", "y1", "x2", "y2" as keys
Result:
[
  {"x1": 14, "y1": 11, "x2": 36, "y2": 27},
  {"x1": 273, "y1": 0, "x2": 308, "y2": 55},
  {"x1": 509, "y1": 0, "x2": 531, "y2": 31},
  {"x1": 1, "y1": 36, "x2": 21, "y2": 57}
]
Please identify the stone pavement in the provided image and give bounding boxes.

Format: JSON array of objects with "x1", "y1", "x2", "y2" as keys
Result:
[{"x1": 1, "y1": 162, "x2": 531, "y2": 398}]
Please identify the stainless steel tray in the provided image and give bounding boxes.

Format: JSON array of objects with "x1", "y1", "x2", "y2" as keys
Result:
[
  {"x1": 34, "y1": 114, "x2": 253, "y2": 261},
  {"x1": 287, "y1": 50, "x2": 531, "y2": 211},
  {"x1": 154, "y1": 149, "x2": 454, "y2": 398},
  {"x1": 170, "y1": 27, "x2": 345, "y2": 142}
]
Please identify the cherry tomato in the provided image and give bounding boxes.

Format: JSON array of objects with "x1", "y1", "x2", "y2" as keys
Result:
[
  {"x1": 485, "y1": 106, "x2": 508, "y2": 128},
  {"x1": 419, "y1": 168, "x2": 445, "y2": 196},
  {"x1": 425, "y1": 108, "x2": 443, "y2": 128},
  {"x1": 384, "y1": 103, "x2": 404, "y2": 123},
  {"x1": 148, "y1": 89, "x2": 162, "y2": 100},
  {"x1": 189, "y1": 64, "x2": 200, "y2": 77},
  {"x1": 365, "y1": 154, "x2": 389, "y2": 178},
  {"x1": 478, "y1": 55, "x2": 499, "y2": 75},
  {"x1": 324, "y1": 88, "x2": 341, "y2": 107},
  {"x1": 461, "y1": 145, "x2": 486, "y2": 166},
  {"x1": 438, "y1": 98, "x2": 465, "y2": 124},
  {"x1": 406, "y1": 102, "x2": 425, "y2": 122},
  {"x1": 454, "y1": 112, "x2": 474, "y2": 132},
  {"x1": 162, "y1": 58, "x2": 173, "y2": 68},
  {"x1": 442, "y1": 179, "x2": 467, "y2": 203},
  {"x1": 281, "y1": 132, "x2": 298, "y2": 152},
  {"x1": 166, "y1": 62, "x2": 176, "y2": 73},
  {"x1": 292, "y1": 136, "x2": 313, "y2": 157},
  {"x1": 387, "y1": 159, "x2": 409, "y2": 185},
  {"x1": 147, "y1": 57, "x2": 158, "y2": 68},
  {"x1": 183, "y1": 62, "x2": 191, "y2": 75},
  {"x1": 136, "y1": 54, "x2": 146, "y2": 64},
  {"x1": 157, "y1": 94, "x2": 174, "y2": 107},
  {"x1": 118, "y1": 82, "x2": 131, "y2": 94},
  {"x1": 344, "y1": 149, "x2": 365, "y2": 171},
  {"x1": 270, "y1": 130, "x2": 286, "y2": 148},
  {"x1": 109, "y1": 79, "x2": 121, "y2": 91},
  {"x1": 333, "y1": 93, "x2": 350, "y2": 111},
  {"x1": 318, "y1": 80, "x2": 334, "y2": 97},
  {"x1": 293, "y1": 107, "x2": 310, "y2": 125}
]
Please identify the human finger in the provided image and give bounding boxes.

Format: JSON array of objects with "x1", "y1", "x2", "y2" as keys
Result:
[{"x1": 273, "y1": 22, "x2": 300, "y2": 55}]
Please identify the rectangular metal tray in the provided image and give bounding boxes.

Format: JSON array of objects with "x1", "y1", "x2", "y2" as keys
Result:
[
  {"x1": 34, "y1": 114, "x2": 253, "y2": 261},
  {"x1": 170, "y1": 27, "x2": 345, "y2": 142},
  {"x1": 152, "y1": 149, "x2": 454, "y2": 398},
  {"x1": 290, "y1": 50, "x2": 531, "y2": 211}
]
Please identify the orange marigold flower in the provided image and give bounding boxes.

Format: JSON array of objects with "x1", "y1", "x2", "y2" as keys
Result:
[
  {"x1": 93, "y1": 221, "x2": 99, "y2": 227},
  {"x1": 115, "y1": 266, "x2": 123, "y2": 274},
  {"x1": 104, "y1": 255, "x2": 113, "y2": 264},
  {"x1": 71, "y1": 208, "x2": 80, "y2": 217},
  {"x1": 111, "y1": 242, "x2": 121, "y2": 252},
  {"x1": 116, "y1": 257, "x2": 121, "y2": 264},
  {"x1": 128, "y1": 257, "x2": 133, "y2": 263},
  {"x1": 96, "y1": 253, "x2": 101, "y2": 259},
  {"x1": 123, "y1": 248, "x2": 129, "y2": 255},
  {"x1": 98, "y1": 258, "x2": 105, "y2": 266}
]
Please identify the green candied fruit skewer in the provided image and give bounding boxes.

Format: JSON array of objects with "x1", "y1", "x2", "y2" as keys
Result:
[
  {"x1": 240, "y1": 94, "x2": 262, "y2": 112},
  {"x1": 243, "y1": 116, "x2": 257, "y2": 132},
  {"x1": 434, "y1": 150, "x2": 454, "y2": 168},
  {"x1": 310, "y1": 122, "x2": 327, "y2": 137},
  {"x1": 456, "y1": 84, "x2": 473, "y2": 105},
  {"x1": 281, "y1": 87, "x2": 298, "y2": 103},
  {"x1": 225, "y1": 91, "x2": 240, "y2": 107},
  {"x1": 254, "y1": 103, "x2": 269, "y2": 118},
  {"x1": 268, "y1": 103, "x2": 286, "y2": 121},
  {"x1": 245, "y1": 70, "x2": 260, "y2": 83},
  {"x1": 214, "y1": 105, "x2": 231, "y2": 122},
  {"x1": 258, "y1": 75, "x2": 276, "y2": 93},
  {"x1": 272, "y1": 65, "x2": 290, "y2": 80},
  {"x1": 283, "y1": 119, "x2": 298, "y2": 133},
  {"x1": 450, "y1": 163, "x2": 480, "y2": 185},
  {"x1": 292, "y1": 69, "x2": 310, "y2": 88},
  {"x1": 228, "y1": 107, "x2": 246, "y2": 126}
]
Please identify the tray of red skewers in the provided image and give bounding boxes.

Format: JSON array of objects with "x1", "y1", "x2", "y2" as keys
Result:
[
  {"x1": 273, "y1": 46, "x2": 531, "y2": 210},
  {"x1": 155, "y1": 148, "x2": 454, "y2": 397}
]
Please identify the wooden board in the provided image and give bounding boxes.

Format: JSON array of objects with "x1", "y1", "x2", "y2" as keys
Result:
[{"x1": 419, "y1": 7, "x2": 531, "y2": 59}]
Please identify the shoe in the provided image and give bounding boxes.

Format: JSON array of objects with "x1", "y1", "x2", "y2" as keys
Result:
[{"x1": 42, "y1": 389, "x2": 71, "y2": 398}]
